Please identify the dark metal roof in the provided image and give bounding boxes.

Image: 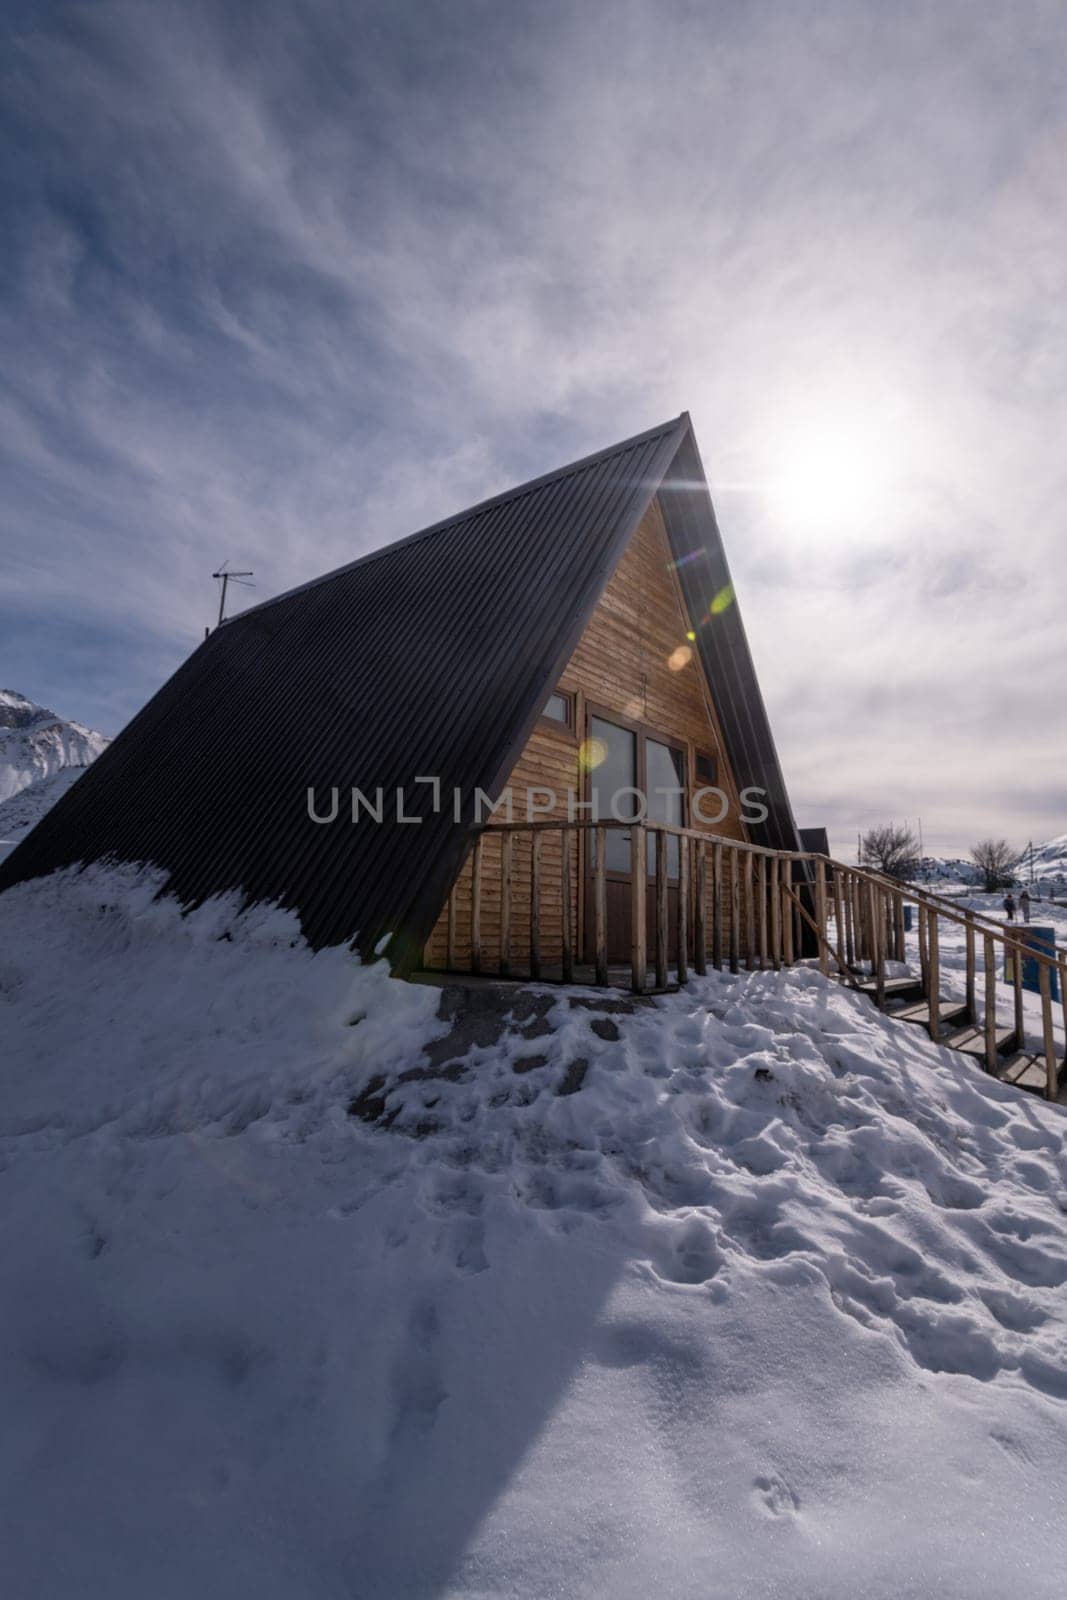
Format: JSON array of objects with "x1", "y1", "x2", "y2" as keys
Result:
[
  {"x1": 0, "y1": 414, "x2": 803, "y2": 963},
  {"x1": 798, "y1": 827, "x2": 830, "y2": 857}
]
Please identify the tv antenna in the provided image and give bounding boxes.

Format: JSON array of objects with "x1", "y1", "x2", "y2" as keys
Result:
[{"x1": 211, "y1": 561, "x2": 255, "y2": 628}]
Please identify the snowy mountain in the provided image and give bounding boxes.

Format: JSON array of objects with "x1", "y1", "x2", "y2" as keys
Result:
[
  {"x1": 908, "y1": 837, "x2": 1067, "y2": 890},
  {"x1": 2, "y1": 860, "x2": 1067, "y2": 1595},
  {"x1": 915, "y1": 855, "x2": 983, "y2": 885},
  {"x1": 0, "y1": 689, "x2": 109, "y2": 804},
  {"x1": 1026, "y1": 833, "x2": 1067, "y2": 887}
]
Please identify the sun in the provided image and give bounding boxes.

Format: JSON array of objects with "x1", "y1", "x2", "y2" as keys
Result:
[{"x1": 766, "y1": 419, "x2": 898, "y2": 538}]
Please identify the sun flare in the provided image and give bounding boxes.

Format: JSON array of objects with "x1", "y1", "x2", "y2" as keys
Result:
[{"x1": 767, "y1": 420, "x2": 898, "y2": 537}]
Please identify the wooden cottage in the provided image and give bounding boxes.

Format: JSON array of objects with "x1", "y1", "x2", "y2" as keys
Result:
[{"x1": 0, "y1": 414, "x2": 810, "y2": 986}]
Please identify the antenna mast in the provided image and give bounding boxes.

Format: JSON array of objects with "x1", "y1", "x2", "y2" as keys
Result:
[{"x1": 211, "y1": 561, "x2": 255, "y2": 629}]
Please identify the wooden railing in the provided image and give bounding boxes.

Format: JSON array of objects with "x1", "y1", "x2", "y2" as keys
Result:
[
  {"x1": 437, "y1": 819, "x2": 816, "y2": 989},
  {"x1": 429, "y1": 821, "x2": 1067, "y2": 1099}
]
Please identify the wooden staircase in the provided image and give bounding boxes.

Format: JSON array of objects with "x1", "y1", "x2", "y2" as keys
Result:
[{"x1": 825, "y1": 870, "x2": 1067, "y2": 1100}]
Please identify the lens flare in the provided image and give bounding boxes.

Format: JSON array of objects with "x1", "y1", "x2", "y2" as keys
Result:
[
  {"x1": 668, "y1": 645, "x2": 692, "y2": 672},
  {"x1": 579, "y1": 736, "x2": 608, "y2": 771},
  {"x1": 710, "y1": 583, "x2": 734, "y2": 615}
]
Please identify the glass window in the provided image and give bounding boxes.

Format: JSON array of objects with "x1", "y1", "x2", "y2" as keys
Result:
[
  {"x1": 646, "y1": 739, "x2": 684, "y2": 877},
  {"x1": 589, "y1": 716, "x2": 637, "y2": 873},
  {"x1": 542, "y1": 691, "x2": 571, "y2": 726}
]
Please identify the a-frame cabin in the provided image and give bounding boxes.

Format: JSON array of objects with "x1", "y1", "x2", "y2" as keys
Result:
[{"x1": 0, "y1": 414, "x2": 805, "y2": 982}]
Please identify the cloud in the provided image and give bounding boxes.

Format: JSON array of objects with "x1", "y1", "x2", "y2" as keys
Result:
[{"x1": 1, "y1": 0, "x2": 1064, "y2": 852}]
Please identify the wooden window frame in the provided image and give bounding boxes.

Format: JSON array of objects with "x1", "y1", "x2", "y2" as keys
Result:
[
  {"x1": 538, "y1": 686, "x2": 577, "y2": 739},
  {"x1": 582, "y1": 701, "x2": 689, "y2": 881}
]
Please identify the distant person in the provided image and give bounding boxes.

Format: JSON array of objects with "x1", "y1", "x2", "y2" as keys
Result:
[
  {"x1": 1003, "y1": 892, "x2": 1016, "y2": 922},
  {"x1": 1019, "y1": 889, "x2": 1031, "y2": 924}
]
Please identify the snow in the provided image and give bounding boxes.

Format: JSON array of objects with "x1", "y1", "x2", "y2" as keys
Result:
[
  {"x1": 0, "y1": 766, "x2": 87, "y2": 864},
  {"x1": 3, "y1": 863, "x2": 1067, "y2": 1597},
  {"x1": 0, "y1": 688, "x2": 109, "y2": 804}
]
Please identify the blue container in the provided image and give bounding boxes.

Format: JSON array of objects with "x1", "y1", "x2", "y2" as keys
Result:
[{"x1": 1005, "y1": 925, "x2": 1060, "y2": 1000}]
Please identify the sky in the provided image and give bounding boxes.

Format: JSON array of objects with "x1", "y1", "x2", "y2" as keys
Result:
[{"x1": 2, "y1": 0, "x2": 1065, "y2": 858}]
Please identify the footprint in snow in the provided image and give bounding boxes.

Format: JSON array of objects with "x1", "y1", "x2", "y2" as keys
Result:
[{"x1": 753, "y1": 1472, "x2": 800, "y2": 1517}]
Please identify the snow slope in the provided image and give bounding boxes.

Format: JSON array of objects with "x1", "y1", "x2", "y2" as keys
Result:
[
  {"x1": 1029, "y1": 834, "x2": 1067, "y2": 888},
  {"x1": 0, "y1": 766, "x2": 86, "y2": 865},
  {"x1": 2, "y1": 865, "x2": 1067, "y2": 1598},
  {"x1": 904, "y1": 835, "x2": 1067, "y2": 892},
  {"x1": 0, "y1": 688, "x2": 109, "y2": 803}
]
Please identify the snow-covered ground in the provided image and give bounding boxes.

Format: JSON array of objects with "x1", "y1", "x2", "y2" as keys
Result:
[{"x1": 2, "y1": 864, "x2": 1067, "y2": 1599}]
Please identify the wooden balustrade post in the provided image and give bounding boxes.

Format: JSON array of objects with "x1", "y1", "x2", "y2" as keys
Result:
[
  {"x1": 842, "y1": 871, "x2": 854, "y2": 968},
  {"x1": 560, "y1": 827, "x2": 574, "y2": 984},
  {"x1": 926, "y1": 909, "x2": 940, "y2": 1041},
  {"x1": 917, "y1": 903, "x2": 928, "y2": 993},
  {"x1": 743, "y1": 851, "x2": 756, "y2": 970},
  {"x1": 832, "y1": 868, "x2": 844, "y2": 971},
  {"x1": 983, "y1": 932, "x2": 997, "y2": 1073},
  {"x1": 677, "y1": 833, "x2": 689, "y2": 985},
  {"x1": 894, "y1": 891, "x2": 906, "y2": 964},
  {"x1": 529, "y1": 833, "x2": 542, "y2": 981},
  {"x1": 872, "y1": 885, "x2": 886, "y2": 1009},
  {"x1": 694, "y1": 842, "x2": 708, "y2": 977},
  {"x1": 499, "y1": 831, "x2": 513, "y2": 977},
  {"x1": 1040, "y1": 962, "x2": 1058, "y2": 1100},
  {"x1": 770, "y1": 855, "x2": 782, "y2": 970},
  {"x1": 594, "y1": 824, "x2": 608, "y2": 987},
  {"x1": 729, "y1": 848, "x2": 741, "y2": 975},
  {"x1": 655, "y1": 829, "x2": 669, "y2": 989},
  {"x1": 630, "y1": 823, "x2": 648, "y2": 992},
  {"x1": 782, "y1": 867, "x2": 795, "y2": 965},
  {"x1": 964, "y1": 917, "x2": 976, "y2": 1024},
  {"x1": 470, "y1": 834, "x2": 483, "y2": 975},
  {"x1": 711, "y1": 843, "x2": 724, "y2": 970},
  {"x1": 756, "y1": 854, "x2": 768, "y2": 970},
  {"x1": 1012, "y1": 936, "x2": 1024, "y2": 1050},
  {"x1": 815, "y1": 859, "x2": 829, "y2": 977}
]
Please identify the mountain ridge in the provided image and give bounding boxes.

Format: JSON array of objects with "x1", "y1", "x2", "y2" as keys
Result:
[{"x1": 0, "y1": 689, "x2": 109, "y2": 805}]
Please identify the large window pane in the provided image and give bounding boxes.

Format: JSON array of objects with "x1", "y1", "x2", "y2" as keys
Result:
[
  {"x1": 589, "y1": 716, "x2": 637, "y2": 873},
  {"x1": 646, "y1": 739, "x2": 684, "y2": 877}
]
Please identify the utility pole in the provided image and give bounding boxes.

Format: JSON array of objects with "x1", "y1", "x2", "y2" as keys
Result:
[
  {"x1": 211, "y1": 561, "x2": 255, "y2": 628},
  {"x1": 917, "y1": 816, "x2": 924, "y2": 880}
]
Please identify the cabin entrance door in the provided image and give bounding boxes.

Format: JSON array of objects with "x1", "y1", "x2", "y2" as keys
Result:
[{"x1": 583, "y1": 710, "x2": 686, "y2": 967}]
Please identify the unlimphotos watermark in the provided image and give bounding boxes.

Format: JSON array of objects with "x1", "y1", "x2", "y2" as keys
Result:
[{"x1": 306, "y1": 779, "x2": 768, "y2": 827}]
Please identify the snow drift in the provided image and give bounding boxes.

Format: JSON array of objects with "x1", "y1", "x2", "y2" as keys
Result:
[{"x1": 1, "y1": 864, "x2": 1067, "y2": 1599}]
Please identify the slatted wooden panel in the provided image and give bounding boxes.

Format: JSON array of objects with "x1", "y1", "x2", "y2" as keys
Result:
[{"x1": 424, "y1": 498, "x2": 751, "y2": 973}]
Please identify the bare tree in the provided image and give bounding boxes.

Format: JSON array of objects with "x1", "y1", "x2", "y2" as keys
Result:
[
  {"x1": 971, "y1": 839, "x2": 1018, "y2": 892},
  {"x1": 861, "y1": 823, "x2": 920, "y2": 881}
]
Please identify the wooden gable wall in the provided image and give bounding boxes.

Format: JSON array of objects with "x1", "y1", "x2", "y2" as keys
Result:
[{"x1": 423, "y1": 496, "x2": 752, "y2": 971}]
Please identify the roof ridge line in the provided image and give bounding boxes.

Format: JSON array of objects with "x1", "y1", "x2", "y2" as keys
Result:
[{"x1": 224, "y1": 413, "x2": 691, "y2": 625}]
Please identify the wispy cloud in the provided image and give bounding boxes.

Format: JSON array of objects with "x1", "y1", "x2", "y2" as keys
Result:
[{"x1": 1, "y1": 0, "x2": 1065, "y2": 853}]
